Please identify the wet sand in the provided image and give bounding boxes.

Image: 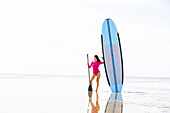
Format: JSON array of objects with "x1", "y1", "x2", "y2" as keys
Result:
[{"x1": 0, "y1": 75, "x2": 170, "y2": 113}]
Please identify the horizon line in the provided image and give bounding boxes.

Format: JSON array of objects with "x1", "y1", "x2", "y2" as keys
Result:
[{"x1": 0, "y1": 73, "x2": 170, "y2": 78}]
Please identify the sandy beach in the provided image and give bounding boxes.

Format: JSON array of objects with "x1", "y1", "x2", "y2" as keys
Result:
[
  {"x1": 0, "y1": 75, "x2": 170, "y2": 113},
  {"x1": 0, "y1": 0, "x2": 170, "y2": 112}
]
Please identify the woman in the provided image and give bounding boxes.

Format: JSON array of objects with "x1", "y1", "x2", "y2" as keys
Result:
[{"x1": 88, "y1": 55, "x2": 104, "y2": 92}]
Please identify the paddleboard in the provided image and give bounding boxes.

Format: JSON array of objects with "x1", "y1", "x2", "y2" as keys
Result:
[
  {"x1": 105, "y1": 93, "x2": 123, "y2": 113},
  {"x1": 101, "y1": 18, "x2": 124, "y2": 92}
]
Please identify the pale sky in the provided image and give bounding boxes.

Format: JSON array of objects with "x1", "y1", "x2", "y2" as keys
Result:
[{"x1": 0, "y1": 0, "x2": 170, "y2": 77}]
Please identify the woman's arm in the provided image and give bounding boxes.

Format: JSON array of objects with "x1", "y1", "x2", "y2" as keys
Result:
[
  {"x1": 99, "y1": 62, "x2": 104, "y2": 64},
  {"x1": 99, "y1": 57, "x2": 104, "y2": 64},
  {"x1": 89, "y1": 61, "x2": 94, "y2": 68}
]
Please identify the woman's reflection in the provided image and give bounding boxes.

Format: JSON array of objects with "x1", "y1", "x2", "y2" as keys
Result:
[
  {"x1": 105, "y1": 93, "x2": 123, "y2": 113},
  {"x1": 88, "y1": 92, "x2": 100, "y2": 113}
]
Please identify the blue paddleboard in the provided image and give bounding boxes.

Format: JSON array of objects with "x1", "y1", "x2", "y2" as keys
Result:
[{"x1": 101, "y1": 19, "x2": 124, "y2": 92}]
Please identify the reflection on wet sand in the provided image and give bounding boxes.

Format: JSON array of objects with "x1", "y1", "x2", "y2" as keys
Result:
[
  {"x1": 105, "y1": 93, "x2": 123, "y2": 113},
  {"x1": 88, "y1": 91, "x2": 100, "y2": 113}
]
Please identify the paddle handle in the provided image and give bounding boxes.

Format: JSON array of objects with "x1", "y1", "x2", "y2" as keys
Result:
[{"x1": 87, "y1": 54, "x2": 91, "y2": 83}]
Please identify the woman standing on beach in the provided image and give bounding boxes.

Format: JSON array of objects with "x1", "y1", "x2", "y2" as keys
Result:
[{"x1": 87, "y1": 55, "x2": 104, "y2": 92}]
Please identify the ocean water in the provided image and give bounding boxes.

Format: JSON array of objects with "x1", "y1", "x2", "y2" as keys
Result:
[{"x1": 0, "y1": 74, "x2": 170, "y2": 113}]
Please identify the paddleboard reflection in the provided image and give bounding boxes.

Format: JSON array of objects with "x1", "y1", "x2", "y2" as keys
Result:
[
  {"x1": 104, "y1": 93, "x2": 123, "y2": 113},
  {"x1": 87, "y1": 91, "x2": 100, "y2": 113}
]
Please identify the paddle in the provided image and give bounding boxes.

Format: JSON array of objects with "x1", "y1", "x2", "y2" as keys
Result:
[{"x1": 87, "y1": 54, "x2": 93, "y2": 91}]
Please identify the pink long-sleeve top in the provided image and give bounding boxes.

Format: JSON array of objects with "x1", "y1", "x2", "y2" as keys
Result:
[{"x1": 89, "y1": 61, "x2": 104, "y2": 75}]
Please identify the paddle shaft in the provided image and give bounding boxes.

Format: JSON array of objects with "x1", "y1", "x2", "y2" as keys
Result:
[{"x1": 87, "y1": 54, "x2": 91, "y2": 83}]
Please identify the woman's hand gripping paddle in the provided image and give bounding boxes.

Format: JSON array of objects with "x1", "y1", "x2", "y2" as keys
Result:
[{"x1": 87, "y1": 54, "x2": 93, "y2": 92}]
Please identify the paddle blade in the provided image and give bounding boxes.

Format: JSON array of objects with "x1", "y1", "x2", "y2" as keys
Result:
[{"x1": 88, "y1": 84, "x2": 93, "y2": 91}]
